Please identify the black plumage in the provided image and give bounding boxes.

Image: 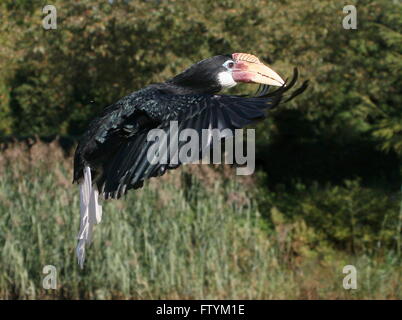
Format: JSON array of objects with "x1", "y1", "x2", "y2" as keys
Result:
[{"x1": 73, "y1": 55, "x2": 308, "y2": 199}]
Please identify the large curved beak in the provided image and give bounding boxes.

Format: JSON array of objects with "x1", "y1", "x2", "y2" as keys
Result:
[{"x1": 231, "y1": 53, "x2": 285, "y2": 87}]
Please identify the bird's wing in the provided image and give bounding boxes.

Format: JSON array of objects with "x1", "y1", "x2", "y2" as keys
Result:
[{"x1": 98, "y1": 69, "x2": 308, "y2": 199}]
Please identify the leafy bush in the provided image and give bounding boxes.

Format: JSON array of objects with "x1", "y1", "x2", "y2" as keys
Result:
[{"x1": 258, "y1": 179, "x2": 400, "y2": 255}]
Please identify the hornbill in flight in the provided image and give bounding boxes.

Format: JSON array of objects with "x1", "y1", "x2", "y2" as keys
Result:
[{"x1": 73, "y1": 53, "x2": 308, "y2": 267}]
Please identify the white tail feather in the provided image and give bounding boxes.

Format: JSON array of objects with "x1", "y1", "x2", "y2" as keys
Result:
[{"x1": 76, "y1": 166, "x2": 102, "y2": 268}]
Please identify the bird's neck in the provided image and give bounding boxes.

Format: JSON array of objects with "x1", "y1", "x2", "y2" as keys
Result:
[
  {"x1": 156, "y1": 82, "x2": 217, "y2": 95},
  {"x1": 165, "y1": 70, "x2": 221, "y2": 95}
]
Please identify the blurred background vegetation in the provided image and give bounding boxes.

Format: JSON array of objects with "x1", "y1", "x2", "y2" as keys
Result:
[{"x1": 0, "y1": 0, "x2": 401, "y2": 299}]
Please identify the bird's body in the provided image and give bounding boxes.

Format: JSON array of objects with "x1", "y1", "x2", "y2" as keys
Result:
[{"x1": 73, "y1": 53, "x2": 308, "y2": 267}]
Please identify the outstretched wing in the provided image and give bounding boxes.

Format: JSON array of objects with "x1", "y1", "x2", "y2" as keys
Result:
[{"x1": 98, "y1": 69, "x2": 308, "y2": 199}]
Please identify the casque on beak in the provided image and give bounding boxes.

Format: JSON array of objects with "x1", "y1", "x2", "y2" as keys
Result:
[{"x1": 231, "y1": 53, "x2": 285, "y2": 87}]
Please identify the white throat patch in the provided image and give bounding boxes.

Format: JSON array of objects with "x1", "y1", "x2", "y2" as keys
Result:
[{"x1": 217, "y1": 71, "x2": 237, "y2": 89}]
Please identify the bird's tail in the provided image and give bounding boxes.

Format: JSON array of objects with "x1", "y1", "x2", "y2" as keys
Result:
[{"x1": 76, "y1": 166, "x2": 102, "y2": 268}]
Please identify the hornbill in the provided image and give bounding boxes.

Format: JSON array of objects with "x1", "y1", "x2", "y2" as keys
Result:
[{"x1": 73, "y1": 53, "x2": 308, "y2": 267}]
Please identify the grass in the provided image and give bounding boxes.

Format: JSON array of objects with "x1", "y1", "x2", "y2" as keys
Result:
[{"x1": 0, "y1": 139, "x2": 400, "y2": 299}]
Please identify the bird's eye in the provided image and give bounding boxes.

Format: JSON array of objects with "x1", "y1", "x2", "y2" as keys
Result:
[{"x1": 223, "y1": 61, "x2": 235, "y2": 69}]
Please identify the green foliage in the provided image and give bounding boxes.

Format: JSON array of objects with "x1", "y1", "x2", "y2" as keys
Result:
[
  {"x1": 0, "y1": 0, "x2": 401, "y2": 299},
  {"x1": 0, "y1": 0, "x2": 400, "y2": 142},
  {"x1": 258, "y1": 178, "x2": 400, "y2": 255}
]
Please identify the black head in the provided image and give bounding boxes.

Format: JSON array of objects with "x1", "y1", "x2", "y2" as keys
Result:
[{"x1": 167, "y1": 55, "x2": 235, "y2": 94}]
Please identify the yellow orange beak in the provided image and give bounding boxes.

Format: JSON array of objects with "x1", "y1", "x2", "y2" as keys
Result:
[{"x1": 231, "y1": 53, "x2": 285, "y2": 87}]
